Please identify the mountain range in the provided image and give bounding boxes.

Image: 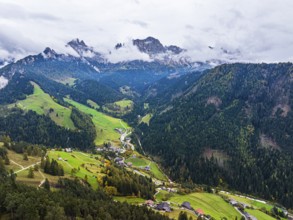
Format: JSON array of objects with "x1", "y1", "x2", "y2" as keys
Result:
[{"x1": 1, "y1": 36, "x2": 293, "y2": 214}]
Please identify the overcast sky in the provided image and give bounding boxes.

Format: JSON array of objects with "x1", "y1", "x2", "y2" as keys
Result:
[{"x1": 0, "y1": 0, "x2": 293, "y2": 62}]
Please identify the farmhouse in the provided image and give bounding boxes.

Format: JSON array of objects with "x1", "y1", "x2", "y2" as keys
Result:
[
  {"x1": 64, "y1": 148, "x2": 72, "y2": 153},
  {"x1": 144, "y1": 166, "x2": 150, "y2": 171},
  {"x1": 229, "y1": 199, "x2": 238, "y2": 206},
  {"x1": 145, "y1": 200, "x2": 154, "y2": 207},
  {"x1": 114, "y1": 157, "x2": 125, "y2": 166},
  {"x1": 195, "y1": 208, "x2": 204, "y2": 216},
  {"x1": 243, "y1": 212, "x2": 257, "y2": 220},
  {"x1": 155, "y1": 202, "x2": 171, "y2": 212},
  {"x1": 181, "y1": 201, "x2": 193, "y2": 210}
]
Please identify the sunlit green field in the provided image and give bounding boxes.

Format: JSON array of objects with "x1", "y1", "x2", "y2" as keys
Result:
[
  {"x1": 140, "y1": 113, "x2": 153, "y2": 125},
  {"x1": 48, "y1": 150, "x2": 104, "y2": 189},
  {"x1": 11, "y1": 82, "x2": 75, "y2": 129},
  {"x1": 114, "y1": 196, "x2": 145, "y2": 205},
  {"x1": 64, "y1": 98, "x2": 130, "y2": 145},
  {"x1": 245, "y1": 209, "x2": 276, "y2": 220},
  {"x1": 125, "y1": 155, "x2": 167, "y2": 181},
  {"x1": 114, "y1": 99, "x2": 133, "y2": 108},
  {"x1": 219, "y1": 192, "x2": 273, "y2": 210},
  {"x1": 168, "y1": 193, "x2": 241, "y2": 219}
]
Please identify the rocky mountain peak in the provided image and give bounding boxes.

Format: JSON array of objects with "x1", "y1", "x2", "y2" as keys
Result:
[
  {"x1": 133, "y1": 36, "x2": 166, "y2": 55},
  {"x1": 42, "y1": 47, "x2": 58, "y2": 59}
]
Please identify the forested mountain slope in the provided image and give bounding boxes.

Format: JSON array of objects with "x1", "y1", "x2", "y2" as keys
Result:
[{"x1": 140, "y1": 63, "x2": 293, "y2": 208}]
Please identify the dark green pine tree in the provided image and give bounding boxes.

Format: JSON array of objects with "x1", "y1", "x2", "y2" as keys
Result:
[
  {"x1": 4, "y1": 155, "x2": 10, "y2": 165},
  {"x1": 44, "y1": 157, "x2": 51, "y2": 174},
  {"x1": 178, "y1": 211, "x2": 188, "y2": 220},
  {"x1": 27, "y1": 167, "x2": 34, "y2": 178},
  {"x1": 23, "y1": 152, "x2": 28, "y2": 161},
  {"x1": 58, "y1": 164, "x2": 64, "y2": 176},
  {"x1": 43, "y1": 178, "x2": 50, "y2": 191}
]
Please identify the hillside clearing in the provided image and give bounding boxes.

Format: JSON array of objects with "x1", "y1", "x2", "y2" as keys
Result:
[
  {"x1": 103, "y1": 99, "x2": 134, "y2": 116},
  {"x1": 64, "y1": 98, "x2": 130, "y2": 146},
  {"x1": 168, "y1": 193, "x2": 241, "y2": 219},
  {"x1": 219, "y1": 192, "x2": 273, "y2": 210},
  {"x1": 114, "y1": 196, "x2": 145, "y2": 205},
  {"x1": 48, "y1": 150, "x2": 104, "y2": 189},
  {"x1": 125, "y1": 155, "x2": 167, "y2": 181},
  {"x1": 140, "y1": 113, "x2": 153, "y2": 125},
  {"x1": 245, "y1": 209, "x2": 276, "y2": 220},
  {"x1": 11, "y1": 82, "x2": 75, "y2": 129}
]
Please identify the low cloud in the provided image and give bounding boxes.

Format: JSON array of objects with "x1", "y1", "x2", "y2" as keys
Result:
[{"x1": 0, "y1": 0, "x2": 292, "y2": 63}]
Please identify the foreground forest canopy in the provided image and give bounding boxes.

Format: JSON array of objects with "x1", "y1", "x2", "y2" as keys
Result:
[{"x1": 0, "y1": 174, "x2": 169, "y2": 220}]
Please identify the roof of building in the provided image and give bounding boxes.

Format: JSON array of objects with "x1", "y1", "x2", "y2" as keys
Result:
[
  {"x1": 156, "y1": 202, "x2": 171, "y2": 212},
  {"x1": 181, "y1": 201, "x2": 192, "y2": 210},
  {"x1": 196, "y1": 208, "x2": 204, "y2": 215}
]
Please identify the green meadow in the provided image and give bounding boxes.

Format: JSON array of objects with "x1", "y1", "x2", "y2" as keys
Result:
[
  {"x1": 245, "y1": 209, "x2": 276, "y2": 220},
  {"x1": 168, "y1": 192, "x2": 241, "y2": 219},
  {"x1": 114, "y1": 99, "x2": 133, "y2": 109},
  {"x1": 64, "y1": 98, "x2": 130, "y2": 146},
  {"x1": 125, "y1": 155, "x2": 167, "y2": 181},
  {"x1": 140, "y1": 113, "x2": 153, "y2": 125},
  {"x1": 220, "y1": 192, "x2": 273, "y2": 210},
  {"x1": 12, "y1": 82, "x2": 75, "y2": 129},
  {"x1": 48, "y1": 150, "x2": 104, "y2": 189}
]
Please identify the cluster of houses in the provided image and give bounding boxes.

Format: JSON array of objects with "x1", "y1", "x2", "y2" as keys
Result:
[
  {"x1": 96, "y1": 145, "x2": 126, "y2": 154},
  {"x1": 113, "y1": 157, "x2": 134, "y2": 168},
  {"x1": 229, "y1": 199, "x2": 257, "y2": 220},
  {"x1": 180, "y1": 201, "x2": 210, "y2": 219},
  {"x1": 157, "y1": 186, "x2": 177, "y2": 193},
  {"x1": 144, "y1": 200, "x2": 210, "y2": 219}
]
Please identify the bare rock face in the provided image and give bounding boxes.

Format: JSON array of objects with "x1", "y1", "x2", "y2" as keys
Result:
[{"x1": 206, "y1": 96, "x2": 222, "y2": 108}]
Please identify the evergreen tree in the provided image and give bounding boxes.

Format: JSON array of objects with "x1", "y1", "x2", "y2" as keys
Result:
[
  {"x1": 4, "y1": 155, "x2": 10, "y2": 165},
  {"x1": 43, "y1": 178, "x2": 50, "y2": 191},
  {"x1": 44, "y1": 157, "x2": 51, "y2": 174},
  {"x1": 23, "y1": 152, "x2": 28, "y2": 161},
  {"x1": 27, "y1": 167, "x2": 34, "y2": 178},
  {"x1": 58, "y1": 164, "x2": 64, "y2": 176},
  {"x1": 178, "y1": 211, "x2": 188, "y2": 220}
]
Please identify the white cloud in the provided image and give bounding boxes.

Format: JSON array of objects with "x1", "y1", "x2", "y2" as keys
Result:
[
  {"x1": 0, "y1": 0, "x2": 292, "y2": 63},
  {"x1": 0, "y1": 76, "x2": 8, "y2": 89},
  {"x1": 105, "y1": 39, "x2": 151, "y2": 63}
]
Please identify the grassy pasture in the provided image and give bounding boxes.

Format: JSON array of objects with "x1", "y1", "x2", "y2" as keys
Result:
[
  {"x1": 245, "y1": 209, "x2": 276, "y2": 220},
  {"x1": 48, "y1": 150, "x2": 105, "y2": 189},
  {"x1": 140, "y1": 113, "x2": 153, "y2": 125},
  {"x1": 12, "y1": 82, "x2": 75, "y2": 129},
  {"x1": 114, "y1": 196, "x2": 145, "y2": 205},
  {"x1": 125, "y1": 155, "x2": 167, "y2": 181},
  {"x1": 168, "y1": 193, "x2": 241, "y2": 219},
  {"x1": 64, "y1": 98, "x2": 130, "y2": 146},
  {"x1": 220, "y1": 192, "x2": 273, "y2": 211}
]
